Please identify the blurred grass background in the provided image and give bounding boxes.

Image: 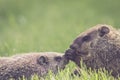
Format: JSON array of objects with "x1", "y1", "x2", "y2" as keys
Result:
[{"x1": 0, "y1": 0, "x2": 120, "y2": 56}]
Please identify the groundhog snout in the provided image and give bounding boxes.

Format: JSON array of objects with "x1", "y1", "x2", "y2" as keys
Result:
[
  {"x1": 65, "y1": 49, "x2": 75, "y2": 60},
  {"x1": 62, "y1": 56, "x2": 69, "y2": 64}
]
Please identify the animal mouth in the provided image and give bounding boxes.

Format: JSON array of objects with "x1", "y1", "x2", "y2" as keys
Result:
[{"x1": 77, "y1": 51, "x2": 89, "y2": 56}]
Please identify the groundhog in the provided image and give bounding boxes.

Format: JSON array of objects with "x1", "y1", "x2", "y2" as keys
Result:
[
  {"x1": 0, "y1": 52, "x2": 68, "y2": 80},
  {"x1": 65, "y1": 24, "x2": 120, "y2": 77}
]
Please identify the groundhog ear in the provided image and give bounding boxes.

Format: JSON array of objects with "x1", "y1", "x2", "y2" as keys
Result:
[
  {"x1": 37, "y1": 56, "x2": 48, "y2": 65},
  {"x1": 99, "y1": 26, "x2": 110, "y2": 37}
]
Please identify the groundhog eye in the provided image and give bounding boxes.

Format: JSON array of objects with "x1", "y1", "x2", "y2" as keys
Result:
[
  {"x1": 82, "y1": 35, "x2": 90, "y2": 42},
  {"x1": 37, "y1": 56, "x2": 49, "y2": 65},
  {"x1": 54, "y1": 56, "x2": 62, "y2": 62}
]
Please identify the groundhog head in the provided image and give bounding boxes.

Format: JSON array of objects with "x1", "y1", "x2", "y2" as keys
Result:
[
  {"x1": 36, "y1": 53, "x2": 68, "y2": 74},
  {"x1": 65, "y1": 24, "x2": 119, "y2": 66}
]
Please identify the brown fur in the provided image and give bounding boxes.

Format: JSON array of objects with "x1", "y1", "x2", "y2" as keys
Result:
[
  {"x1": 65, "y1": 24, "x2": 120, "y2": 77},
  {"x1": 0, "y1": 52, "x2": 68, "y2": 80}
]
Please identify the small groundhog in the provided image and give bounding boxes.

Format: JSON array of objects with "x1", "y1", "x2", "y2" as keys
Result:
[
  {"x1": 0, "y1": 52, "x2": 68, "y2": 80},
  {"x1": 65, "y1": 24, "x2": 120, "y2": 77}
]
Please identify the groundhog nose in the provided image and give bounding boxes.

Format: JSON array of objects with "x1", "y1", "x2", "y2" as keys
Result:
[
  {"x1": 65, "y1": 49, "x2": 74, "y2": 60},
  {"x1": 63, "y1": 56, "x2": 69, "y2": 64}
]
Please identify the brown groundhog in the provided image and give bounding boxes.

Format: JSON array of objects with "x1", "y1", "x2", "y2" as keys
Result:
[
  {"x1": 0, "y1": 52, "x2": 68, "y2": 80},
  {"x1": 65, "y1": 24, "x2": 120, "y2": 77}
]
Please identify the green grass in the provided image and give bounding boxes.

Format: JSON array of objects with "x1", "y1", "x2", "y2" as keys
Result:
[
  {"x1": 0, "y1": 0, "x2": 120, "y2": 79},
  {"x1": 21, "y1": 62, "x2": 118, "y2": 80}
]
